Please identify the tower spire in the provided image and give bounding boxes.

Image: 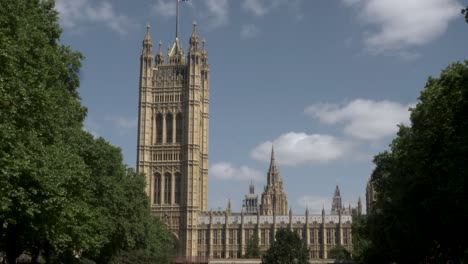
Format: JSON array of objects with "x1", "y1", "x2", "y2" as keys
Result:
[
  {"x1": 175, "y1": 0, "x2": 179, "y2": 39},
  {"x1": 267, "y1": 145, "x2": 280, "y2": 185}
]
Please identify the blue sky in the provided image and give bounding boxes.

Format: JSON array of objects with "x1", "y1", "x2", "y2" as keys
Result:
[{"x1": 56, "y1": 0, "x2": 468, "y2": 214}]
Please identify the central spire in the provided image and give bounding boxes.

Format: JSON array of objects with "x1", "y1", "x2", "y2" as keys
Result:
[{"x1": 175, "y1": 0, "x2": 179, "y2": 39}]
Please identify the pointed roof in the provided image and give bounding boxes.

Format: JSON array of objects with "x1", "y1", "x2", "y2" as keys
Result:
[
  {"x1": 249, "y1": 180, "x2": 255, "y2": 194},
  {"x1": 144, "y1": 23, "x2": 152, "y2": 42},
  {"x1": 267, "y1": 145, "x2": 278, "y2": 185},
  {"x1": 334, "y1": 185, "x2": 341, "y2": 197},
  {"x1": 168, "y1": 37, "x2": 183, "y2": 57},
  {"x1": 191, "y1": 20, "x2": 198, "y2": 39}
]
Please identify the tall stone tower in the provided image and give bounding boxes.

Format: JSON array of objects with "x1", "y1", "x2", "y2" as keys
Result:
[
  {"x1": 331, "y1": 185, "x2": 343, "y2": 214},
  {"x1": 260, "y1": 146, "x2": 288, "y2": 215},
  {"x1": 136, "y1": 22, "x2": 210, "y2": 257}
]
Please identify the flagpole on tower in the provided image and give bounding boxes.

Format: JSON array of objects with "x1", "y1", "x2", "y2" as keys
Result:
[{"x1": 176, "y1": 0, "x2": 179, "y2": 39}]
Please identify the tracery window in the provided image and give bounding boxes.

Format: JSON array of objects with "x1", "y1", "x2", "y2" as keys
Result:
[
  {"x1": 166, "y1": 113, "x2": 173, "y2": 143},
  {"x1": 153, "y1": 173, "x2": 161, "y2": 204},
  {"x1": 164, "y1": 172, "x2": 171, "y2": 204},
  {"x1": 175, "y1": 172, "x2": 181, "y2": 205},
  {"x1": 156, "y1": 113, "x2": 163, "y2": 144},
  {"x1": 176, "y1": 113, "x2": 183, "y2": 143}
]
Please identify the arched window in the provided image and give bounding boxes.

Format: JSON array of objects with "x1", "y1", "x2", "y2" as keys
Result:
[
  {"x1": 156, "y1": 113, "x2": 163, "y2": 144},
  {"x1": 153, "y1": 173, "x2": 161, "y2": 204},
  {"x1": 176, "y1": 113, "x2": 183, "y2": 143},
  {"x1": 164, "y1": 172, "x2": 171, "y2": 204},
  {"x1": 166, "y1": 113, "x2": 173, "y2": 143},
  {"x1": 175, "y1": 172, "x2": 181, "y2": 205}
]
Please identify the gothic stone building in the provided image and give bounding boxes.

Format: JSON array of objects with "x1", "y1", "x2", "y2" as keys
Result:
[{"x1": 136, "y1": 23, "x2": 353, "y2": 262}]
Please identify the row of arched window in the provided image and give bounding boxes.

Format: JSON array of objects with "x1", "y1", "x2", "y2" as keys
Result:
[
  {"x1": 153, "y1": 172, "x2": 181, "y2": 205},
  {"x1": 153, "y1": 113, "x2": 183, "y2": 144},
  {"x1": 153, "y1": 94, "x2": 183, "y2": 103}
]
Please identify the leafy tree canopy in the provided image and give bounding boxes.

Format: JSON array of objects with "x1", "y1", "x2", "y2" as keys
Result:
[
  {"x1": 359, "y1": 61, "x2": 468, "y2": 263},
  {"x1": 261, "y1": 229, "x2": 309, "y2": 264},
  {"x1": 0, "y1": 0, "x2": 174, "y2": 263}
]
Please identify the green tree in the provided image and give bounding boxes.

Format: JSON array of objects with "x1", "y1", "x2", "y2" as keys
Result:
[
  {"x1": 328, "y1": 245, "x2": 351, "y2": 260},
  {"x1": 350, "y1": 215, "x2": 371, "y2": 263},
  {"x1": 244, "y1": 233, "x2": 261, "y2": 258},
  {"x1": 0, "y1": 0, "x2": 174, "y2": 263},
  {"x1": 361, "y1": 61, "x2": 468, "y2": 263},
  {"x1": 262, "y1": 229, "x2": 309, "y2": 264}
]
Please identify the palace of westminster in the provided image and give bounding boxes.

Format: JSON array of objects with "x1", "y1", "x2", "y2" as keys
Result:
[{"x1": 136, "y1": 20, "x2": 363, "y2": 262}]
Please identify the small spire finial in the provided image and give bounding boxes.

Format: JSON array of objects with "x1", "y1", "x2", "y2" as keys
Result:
[{"x1": 144, "y1": 23, "x2": 152, "y2": 42}]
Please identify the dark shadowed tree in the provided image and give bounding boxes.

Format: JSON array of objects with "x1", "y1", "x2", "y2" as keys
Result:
[
  {"x1": 329, "y1": 245, "x2": 351, "y2": 260},
  {"x1": 262, "y1": 229, "x2": 309, "y2": 264},
  {"x1": 359, "y1": 61, "x2": 468, "y2": 263}
]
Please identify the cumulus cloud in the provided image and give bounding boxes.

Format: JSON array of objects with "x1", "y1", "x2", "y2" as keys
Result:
[
  {"x1": 297, "y1": 195, "x2": 331, "y2": 214},
  {"x1": 343, "y1": 0, "x2": 461, "y2": 55},
  {"x1": 250, "y1": 132, "x2": 351, "y2": 166},
  {"x1": 305, "y1": 99, "x2": 413, "y2": 140},
  {"x1": 55, "y1": 0, "x2": 133, "y2": 35},
  {"x1": 240, "y1": 24, "x2": 259, "y2": 39},
  {"x1": 210, "y1": 162, "x2": 263, "y2": 181}
]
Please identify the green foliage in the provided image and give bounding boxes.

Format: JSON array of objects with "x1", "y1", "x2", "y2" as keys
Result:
[
  {"x1": 261, "y1": 229, "x2": 309, "y2": 264},
  {"x1": 0, "y1": 0, "x2": 174, "y2": 263},
  {"x1": 244, "y1": 233, "x2": 261, "y2": 259},
  {"x1": 350, "y1": 216, "x2": 370, "y2": 263},
  {"x1": 328, "y1": 245, "x2": 351, "y2": 260},
  {"x1": 359, "y1": 61, "x2": 468, "y2": 263}
]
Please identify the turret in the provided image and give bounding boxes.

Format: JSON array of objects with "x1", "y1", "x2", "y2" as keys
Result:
[
  {"x1": 140, "y1": 24, "x2": 154, "y2": 78},
  {"x1": 142, "y1": 24, "x2": 153, "y2": 57},
  {"x1": 189, "y1": 20, "x2": 199, "y2": 52},
  {"x1": 249, "y1": 180, "x2": 255, "y2": 195},
  {"x1": 156, "y1": 41, "x2": 164, "y2": 65},
  {"x1": 201, "y1": 38, "x2": 208, "y2": 65},
  {"x1": 226, "y1": 199, "x2": 231, "y2": 215}
]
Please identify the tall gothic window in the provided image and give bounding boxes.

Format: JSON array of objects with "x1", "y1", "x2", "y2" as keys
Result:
[
  {"x1": 176, "y1": 113, "x2": 183, "y2": 143},
  {"x1": 156, "y1": 113, "x2": 163, "y2": 144},
  {"x1": 166, "y1": 113, "x2": 173, "y2": 143},
  {"x1": 153, "y1": 173, "x2": 161, "y2": 204},
  {"x1": 175, "y1": 172, "x2": 181, "y2": 205},
  {"x1": 164, "y1": 172, "x2": 171, "y2": 204}
]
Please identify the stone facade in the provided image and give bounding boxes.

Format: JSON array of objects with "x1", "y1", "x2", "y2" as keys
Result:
[{"x1": 137, "y1": 23, "x2": 354, "y2": 263}]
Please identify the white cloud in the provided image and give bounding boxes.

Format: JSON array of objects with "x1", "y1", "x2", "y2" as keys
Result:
[
  {"x1": 152, "y1": 0, "x2": 176, "y2": 17},
  {"x1": 250, "y1": 132, "x2": 351, "y2": 166},
  {"x1": 204, "y1": 0, "x2": 229, "y2": 28},
  {"x1": 110, "y1": 117, "x2": 137, "y2": 130},
  {"x1": 240, "y1": 24, "x2": 259, "y2": 39},
  {"x1": 210, "y1": 162, "x2": 264, "y2": 181},
  {"x1": 305, "y1": 99, "x2": 413, "y2": 140},
  {"x1": 55, "y1": 0, "x2": 133, "y2": 35},
  {"x1": 84, "y1": 117, "x2": 100, "y2": 138},
  {"x1": 297, "y1": 195, "x2": 330, "y2": 214},
  {"x1": 343, "y1": 0, "x2": 461, "y2": 55},
  {"x1": 242, "y1": 0, "x2": 301, "y2": 17},
  {"x1": 242, "y1": 0, "x2": 269, "y2": 16}
]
